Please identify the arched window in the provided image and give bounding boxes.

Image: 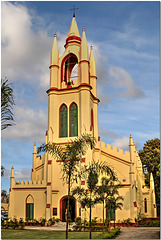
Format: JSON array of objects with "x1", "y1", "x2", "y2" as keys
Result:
[
  {"x1": 70, "y1": 103, "x2": 78, "y2": 137},
  {"x1": 144, "y1": 198, "x2": 147, "y2": 213},
  {"x1": 61, "y1": 53, "x2": 78, "y2": 84},
  {"x1": 106, "y1": 202, "x2": 115, "y2": 220},
  {"x1": 60, "y1": 104, "x2": 67, "y2": 138},
  {"x1": 26, "y1": 195, "x2": 34, "y2": 220}
]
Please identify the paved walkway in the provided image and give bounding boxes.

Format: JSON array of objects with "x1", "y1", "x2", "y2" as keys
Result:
[
  {"x1": 25, "y1": 222, "x2": 74, "y2": 231},
  {"x1": 115, "y1": 227, "x2": 160, "y2": 239}
]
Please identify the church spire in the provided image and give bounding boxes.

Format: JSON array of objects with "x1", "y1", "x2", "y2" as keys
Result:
[
  {"x1": 80, "y1": 28, "x2": 88, "y2": 61},
  {"x1": 129, "y1": 135, "x2": 135, "y2": 146},
  {"x1": 50, "y1": 33, "x2": 59, "y2": 65},
  {"x1": 33, "y1": 142, "x2": 37, "y2": 154},
  {"x1": 150, "y1": 172, "x2": 155, "y2": 190},
  {"x1": 10, "y1": 166, "x2": 15, "y2": 188},
  {"x1": 50, "y1": 33, "x2": 59, "y2": 88},
  {"x1": 89, "y1": 45, "x2": 97, "y2": 96},
  {"x1": 67, "y1": 17, "x2": 80, "y2": 38},
  {"x1": 89, "y1": 45, "x2": 96, "y2": 77},
  {"x1": 11, "y1": 166, "x2": 14, "y2": 178}
]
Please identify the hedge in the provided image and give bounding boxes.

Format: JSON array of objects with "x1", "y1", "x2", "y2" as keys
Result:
[
  {"x1": 139, "y1": 220, "x2": 160, "y2": 227},
  {"x1": 73, "y1": 225, "x2": 108, "y2": 231},
  {"x1": 102, "y1": 227, "x2": 121, "y2": 239}
]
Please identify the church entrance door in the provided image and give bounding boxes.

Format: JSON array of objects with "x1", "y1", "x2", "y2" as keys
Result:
[{"x1": 60, "y1": 196, "x2": 76, "y2": 222}]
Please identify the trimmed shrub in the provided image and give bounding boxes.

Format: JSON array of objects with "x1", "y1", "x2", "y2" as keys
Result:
[
  {"x1": 102, "y1": 227, "x2": 121, "y2": 239},
  {"x1": 73, "y1": 225, "x2": 109, "y2": 232}
]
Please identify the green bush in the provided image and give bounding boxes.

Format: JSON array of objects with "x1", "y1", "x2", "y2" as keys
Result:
[
  {"x1": 105, "y1": 218, "x2": 110, "y2": 227},
  {"x1": 55, "y1": 218, "x2": 60, "y2": 223},
  {"x1": 145, "y1": 220, "x2": 160, "y2": 227},
  {"x1": 91, "y1": 217, "x2": 98, "y2": 226},
  {"x1": 102, "y1": 227, "x2": 121, "y2": 239},
  {"x1": 73, "y1": 225, "x2": 109, "y2": 232},
  {"x1": 74, "y1": 217, "x2": 82, "y2": 225}
]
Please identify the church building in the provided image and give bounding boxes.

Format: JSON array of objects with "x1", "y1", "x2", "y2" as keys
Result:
[{"x1": 8, "y1": 15, "x2": 156, "y2": 223}]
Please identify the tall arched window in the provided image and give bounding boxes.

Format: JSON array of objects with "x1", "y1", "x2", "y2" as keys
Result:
[
  {"x1": 60, "y1": 104, "x2": 67, "y2": 137},
  {"x1": 106, "y1": 202, "x2": 115, "y2": 221},
  {"x1": 26, "y1": 195, "x2": 34, "y2": 220},
  {"x1": 144, "y1": 198, "x2": 147, "y2": 213},
  {"x1": 70, "y1": 103, "x2": 78, "y2": 137}
]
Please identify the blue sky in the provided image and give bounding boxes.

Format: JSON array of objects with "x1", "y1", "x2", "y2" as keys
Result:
[{"x1": 1, "y1": 1, "x2": 160, "y2": 192}]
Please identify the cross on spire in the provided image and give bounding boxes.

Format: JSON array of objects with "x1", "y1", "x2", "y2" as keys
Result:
[{"x1": 70, "y1": 5, "x2": 79, "y2": 17}]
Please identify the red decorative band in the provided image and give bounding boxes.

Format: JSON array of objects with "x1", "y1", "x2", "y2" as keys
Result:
[
  {"x1": 49, "y1": 64, "x2": 59, "y2": 69},
  {"x1": 47, "y1": 182, "x2": 51, "y2": 186},
  {"x1": 46, "y1": 83, "x2": 92, "y2": 94},
  {"x1": 56, "y1": 159, "x2": 70, "y2": 162},
  {"x1": 98, "y1": 136, "x2": 100, "y2": 141},
  {"x1": 154, "y1": 204, "x2": 156, "y2": 208},
  {"x1": 81, "y1": 158, "x2": 85, "y2": 163},
  {"x1": 90, "y1": 125, "x2": 93, "y2": 131},
  {"x1": 46, "y1": 204, "x2": 50, "y2": 208},
  {"x1": 81, "y1": 181, "x2": 85, "y2": 185},
  {"x1": 66, "y1": 36, "x2": 81, "y2": 44},
  {"x1": 32, "y1": 168, "x2": 33, "y2": 172},
  {"x1": 133, "y1": 201, "x2": 137, "y2": 207},
  {"x1": 48, "y1": 160, "x2": 52, "y2": 164},
  {"x1": 46, "y1": 130, "x2": 48, "y2": 136},
  {"x1": 79, "y1": 60, "x2": 89, "y2": 64}
]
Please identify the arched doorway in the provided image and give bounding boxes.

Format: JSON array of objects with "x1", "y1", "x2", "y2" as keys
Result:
[{"x1": 60, "y1": 196, "x2": 76, "y2": 222}]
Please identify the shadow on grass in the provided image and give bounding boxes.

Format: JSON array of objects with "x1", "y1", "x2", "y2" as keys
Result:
[{"x1": 1, "y1": 229, "x2": 103, "y2": 239}]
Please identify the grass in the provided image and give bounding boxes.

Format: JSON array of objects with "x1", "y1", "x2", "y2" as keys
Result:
[{"x1": 1, "y1": 229, "x2": 104, "y2": 239}]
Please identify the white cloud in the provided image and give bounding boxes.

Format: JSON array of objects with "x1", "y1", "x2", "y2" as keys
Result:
[
  {"x1": 111, "y1": 136, "x2": 140, "y2": 151},
  {"x1": 111, "y1": 136, "x2": 129, "y2": 151},
  {"x1": 99, "y1": 127, "x2": 118, "y2": 139},
  {"x1": 109, "y1": 65, "x2": 144, "y2": 99},
  {"x1": 1, "y1": 2, "x2": 51, "y2": 88},
  {"x1": 1, "y1": 106, "x2": 47, "y2": 143},
  {"x1": 4, "y1": 168, "x2": 31, "y2": 180}
]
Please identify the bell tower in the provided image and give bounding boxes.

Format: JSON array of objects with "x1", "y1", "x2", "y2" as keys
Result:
[{"x1": 46, "y1": 16, "x2": 99, "y2": 144}]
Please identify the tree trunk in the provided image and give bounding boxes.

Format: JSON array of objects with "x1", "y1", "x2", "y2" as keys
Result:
[
  {"x1": 89, "y1": 192, "x2": 92, "y2": 239},
  {"x1": 103, "y1": 200, "x2": 105, "y2": 233},
  {"x1": 66, "y1": 174, "x2": 71, "y2": 239},
  {"x1": 109, "y1": 204, "x2": 111, "y2": 229}
]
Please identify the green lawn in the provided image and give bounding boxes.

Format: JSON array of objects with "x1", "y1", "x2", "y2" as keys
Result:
[{"x1": 1, "y1": 229, "x2": 103, "y2": 239}]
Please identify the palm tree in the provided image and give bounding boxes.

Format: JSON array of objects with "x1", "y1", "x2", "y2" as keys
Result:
[
  {"x1": 1, "y1": 78, "x2": 15, "y2": 177},
  {"x1": 1, "y1": 78, "x2": 15, "y2": 131},
  {"x1": 1, "y1": 190, "x2": 9, "y2": 203},
  {"x1": 1, "y1": 166, "x2": 5, "y2": 177},
  {"x1": 72, "y1": 161, "x2": 115, "y2": 239},
  {"x1": 96, "y1": 176, "x2": 117, "y2": 233},
  {"x1": 37, "y1": 133, "x2": 96, "y2": 239},
  {"x1": 106, "y1": 193, "x2": 124, "y2": 228}
]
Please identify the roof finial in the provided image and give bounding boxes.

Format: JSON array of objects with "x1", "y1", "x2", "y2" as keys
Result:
[
  {"x1": 54, "y1": 33, "x2": 57, "y2": 37},
  {"x1": 70, "y1": 5, "x2": 79, "y2": 17}
]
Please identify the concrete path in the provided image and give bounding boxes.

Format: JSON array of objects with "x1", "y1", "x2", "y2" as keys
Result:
[
  {"x1": 25, "y1": 222, "x2": 74, "y2": 231},
  {"x1": 115, "y1": 227, "x2": 160, "y2": 239}
]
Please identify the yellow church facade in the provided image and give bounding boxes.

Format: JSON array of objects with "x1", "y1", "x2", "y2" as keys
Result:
[{"x1": 8, "y1": 16, "x2": 156, "y2": 223}]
